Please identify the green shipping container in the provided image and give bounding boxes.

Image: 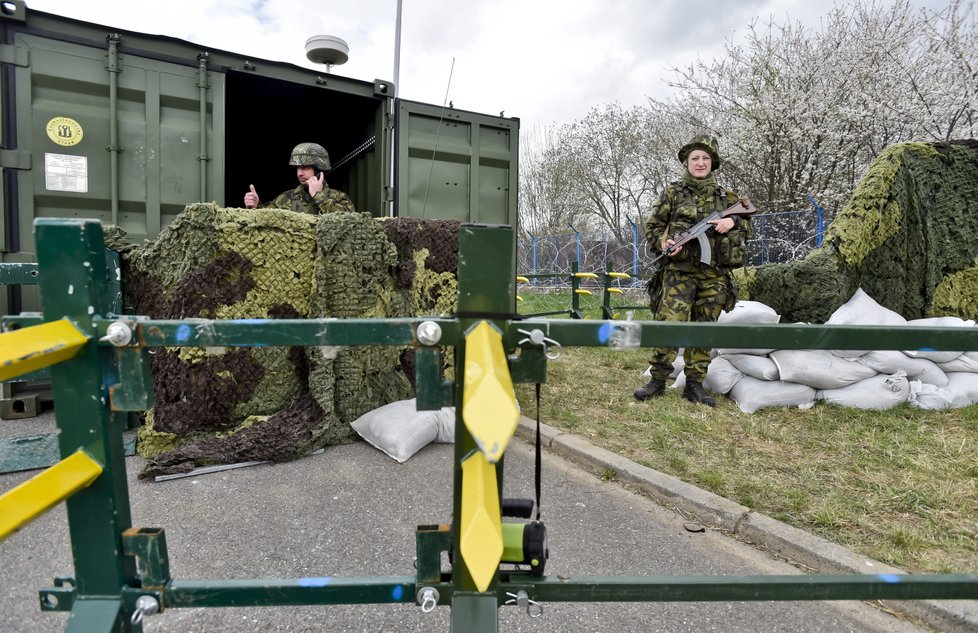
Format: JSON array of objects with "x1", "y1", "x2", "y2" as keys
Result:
[{"x1": 0, "y1": 1, "x2": 519, "y2": 313}]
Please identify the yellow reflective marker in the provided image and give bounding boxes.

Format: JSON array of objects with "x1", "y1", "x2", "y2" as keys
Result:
[
  {"x1": 608, "y1": 288, "x2": 624, "y2": 294},
  {"x1": 462, "y1": 320, "x2": 520, "y2": 463},
  {"x1": 460, "y1": 450, "x2": 503, "y2": 592},
  {"x1": 0, "y1": 450, "x2": 103, "y2": 541},
  {"x1": 573, "y1": 272, "x2": 599, "y2": 279},
  {"x1": 515, "y1": 276, "x2": 530, "y2": 283},
  {"x1": 607, "y1": 271, "x2": 631, "y2": 279},
  {"x1": 574, "y1": 289, "x2": 593, "y2": 296},
  {"x1": 0, "y1": 319, "x2": 88, "y2": 382}
]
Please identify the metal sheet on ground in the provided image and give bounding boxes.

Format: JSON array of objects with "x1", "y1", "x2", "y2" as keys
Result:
[
  {"x1": 0, "y1": 430, "x2": 136, "y2": 474},
  {"x1": 0, "y1": 427, "x2": 923, "y2": 633}
]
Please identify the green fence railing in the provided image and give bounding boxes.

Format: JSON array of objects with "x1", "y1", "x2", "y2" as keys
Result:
[{"x1": 0, "y1": 218, "x2": 976, "y2": 632}]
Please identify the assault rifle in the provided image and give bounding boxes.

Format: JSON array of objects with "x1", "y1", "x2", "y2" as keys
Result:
[{"x1": 650, "y1": 198, "x2": 758, "y2": 268}]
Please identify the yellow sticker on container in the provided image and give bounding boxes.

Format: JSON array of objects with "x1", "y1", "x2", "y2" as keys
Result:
[{"x1": 46, "y1": 117, "x2": 84, "y2": 147}]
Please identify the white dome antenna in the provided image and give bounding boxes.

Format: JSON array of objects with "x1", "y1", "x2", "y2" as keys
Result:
[{"x1": 305, "y1": 35, "x2": 349, "y2": 73}]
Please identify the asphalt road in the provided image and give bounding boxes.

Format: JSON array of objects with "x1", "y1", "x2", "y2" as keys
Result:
[{"x1": 0, "y1": 429, "x2": 924, "y2": 633}]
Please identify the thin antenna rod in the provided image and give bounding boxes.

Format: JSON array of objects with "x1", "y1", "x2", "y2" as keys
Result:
[
  {"x1": 421, "y1": 57, "x2": 454, "y2": 218},
  {"x1": 393, "y1": 0, "x2": 402, "y2": 97}
]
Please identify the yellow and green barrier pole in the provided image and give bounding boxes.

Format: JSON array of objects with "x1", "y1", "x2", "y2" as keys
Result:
[
  {"x1": 601, "y1": 261, "x2": 653, "y2": 320},
  {"x1": 569, "y1": 262, "x2": 599, "y2": 319},
  {"x1": 513, "y1": 273, "x2": 571, "y2": 318},
  {"x1": 448, "y1": 224, "x2": 519, "y2": 632},
  {"x1": 33, "y1": 219, "x2": 142, "y2": 632},
  {"x1": 0, "y1": 449, "x2": 103, "y2": 540},
  {"x1": 0, "y1": 319, "x2": 88, "y2": 382}
]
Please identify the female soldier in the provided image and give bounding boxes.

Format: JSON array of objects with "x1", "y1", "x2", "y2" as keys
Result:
[{"x1": 634, "y1": 134, "x2": 751, "y2": 407}]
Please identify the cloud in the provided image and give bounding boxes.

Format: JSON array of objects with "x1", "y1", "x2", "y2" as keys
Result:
[{"x1": 24, "y1": 0, "x2": 958, "y2": 128}]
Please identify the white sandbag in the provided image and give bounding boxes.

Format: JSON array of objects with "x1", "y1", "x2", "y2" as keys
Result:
[
  {"x1": 902, "y1": 317, "x2": 973, "y2": 363},
  {"x1": 641, "y1": 354, "x2": 685, "y2": 379},
  {"x1": 725, "y1": 353, "x2": 780, "y2": 381},
  {"x1": 432, "y1": 406, "x2": 456, "y2": 443},
  {"x1": 943, "y1": 372, "x2": 978, "y2": 407},
  {"x1": 704, "y1": 357, "x2": 744, "y2": 395},
  {"x1": 908, "y1": 380, "x2": 954, "y2": 410},
  {"x1": 827, "y1": 288, "x2": 907, "y2": 326},
  {"x1": 908, "y1": 316, "x2": 976, "y2": 328},
  {"x1": 719, "y1": 300, "x2": 781, "y2": 324},
  {"x1": 903, "y1": 348, "x2": 963, "y2": 364},
  {"x1": 717, "y1": 301, "x2": 780, "y2": 355},
  {"x1": 857, "y1": 350, "x2": 948, "y2": 387},
  {"x1": 817, "y1": 372, "x2": 910, "y2": 410},
  {"x1": 671, "y1": 355, "x2": 685, "y2": 378},
  {"x1": 939, "y1": 351, "x2": 978, "y2": 374},
  {"x1": 730, "y1": 376, "x2": 816, "y2": 413},
  {"x1": 825, "y1": 288, "x2": 906, "y2": 358},
  {"x1": 671, "y1": 372, "x2": 686, "y2": 390},
  {"x1": 351, "y1": 398, "x2": 453, "y2": 463},
  {"x1": 770, "y1": 349, "x2": 877, "y2": 389}
]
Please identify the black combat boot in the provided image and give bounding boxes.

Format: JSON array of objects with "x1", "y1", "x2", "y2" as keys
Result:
[
  {"x1": 682, "y1": 380, "x2": 716, "y2": 407},
  {"x1": 634, "y1": 378, "x2": 666, "y2": 401}
]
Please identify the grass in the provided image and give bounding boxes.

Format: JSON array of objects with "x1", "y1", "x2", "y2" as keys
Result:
[
  {"x1": 512, "y1": 291, "x2": 978, "y2": 575},
  {"x1": 517, "y1": 284, "x2": 652, "y2": 321}
]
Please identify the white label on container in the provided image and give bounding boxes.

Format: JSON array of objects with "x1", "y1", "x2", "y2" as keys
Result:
[{"x1": 44, "y1": 153, "x2": 88, "y2": 193}]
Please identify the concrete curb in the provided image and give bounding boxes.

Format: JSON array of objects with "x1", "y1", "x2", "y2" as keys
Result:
[{"x1": 516, "y1": 416, "x2": 978, "y2": 633}]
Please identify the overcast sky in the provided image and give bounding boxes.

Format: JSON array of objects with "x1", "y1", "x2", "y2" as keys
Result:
[{"x1": 26, "y1": 0, "x2": 957, "y2": 130}]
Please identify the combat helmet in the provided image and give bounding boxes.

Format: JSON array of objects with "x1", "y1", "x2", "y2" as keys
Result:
[
  {"x1": 678, "y1": 134, "x2": 721, "y2": 169},
  {"x1": 289, "y1": 142, "x2": 331, "y2": 170}
]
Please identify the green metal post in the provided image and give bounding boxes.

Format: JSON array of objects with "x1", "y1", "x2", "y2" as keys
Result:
[
  {"x1": 196, "y1": 53, "x2": 210, "y2": 201},
  {"x1": 0, "y1": 262, "x2": 40, "y2": 285},
  {"x1": 35, "y1": 218, "x2": 139, "y2": 631},
  {"x1": 106, "y1": 35, "x2": 121, "y2": 227},
  {"x1": 414, "y1": 347, "x2": 453, "y2": 411},
  {"x1": 570, "y1": 262, "x2": 582, "y2": 319},
  {"x1": 601, "y1": 261, "x2": 614, "y2": 320},
  {"x1": 451, "y1": 223, "x2": 516, "y2": 632}
]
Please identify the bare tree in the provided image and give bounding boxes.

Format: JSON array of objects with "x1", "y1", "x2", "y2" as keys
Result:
[
  {"x1": 519, "y1": 0, "x2": 977, "y2": 261},
  {"x1": 558, "y1": 103, "x2": 657, "y2": 243},
  {"x1": 656, "y1": 0, "x2": 977, "y2": 217},
  {"x1": 518, "y1": 125, "x2": 592, "y2": 238}
]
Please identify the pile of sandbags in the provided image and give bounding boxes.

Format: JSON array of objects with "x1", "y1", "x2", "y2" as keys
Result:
[{"x1": 674, "y1": 291, "x2": 978, "y2": 413}]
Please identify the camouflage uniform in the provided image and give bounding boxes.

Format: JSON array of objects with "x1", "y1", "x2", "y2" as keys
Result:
[
  {"x1": 645, "y1": 136, "x2": 752, "y2": 383},
  {"x1": 262, "y1": 142, "x2": 356, "y2": 215},
  {"x1": 263, "y1": 185, "x2": 356, "y2": 215}
]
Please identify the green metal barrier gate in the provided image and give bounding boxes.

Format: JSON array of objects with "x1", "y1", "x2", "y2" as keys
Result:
[{"x1": 0, "y1": 218, "x2": 976, "y2": 632}]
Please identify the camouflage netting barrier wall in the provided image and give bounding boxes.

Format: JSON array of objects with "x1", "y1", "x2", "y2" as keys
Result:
[
  {"x1": 734, "y1": 140, "x2": 978, "y2": 323},
  {"x1": 380, "y1": 217, "x2": 460, "y2": 387},
  {"x1": 114, "y1": 203, "x2": 459, "y2": 478}
]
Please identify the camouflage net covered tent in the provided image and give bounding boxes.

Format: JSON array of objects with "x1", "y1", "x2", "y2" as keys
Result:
[
  {"x1": 116, "y1": 203, "x2": 459, "y2": 478},
  {"x1": 735, "y1": 140, "x2": 978, "y2": 323}
]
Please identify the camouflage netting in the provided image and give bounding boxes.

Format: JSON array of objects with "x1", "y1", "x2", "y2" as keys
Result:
[
  {"x1": 112, "y1": 203, "x2": 459, "y2": 478},
  {"x1": 380, "y1": 217, "x2": 460, "y2": 388},
  {"x1": 734, "y1": 140, "x2": 978, "y2": 323}
]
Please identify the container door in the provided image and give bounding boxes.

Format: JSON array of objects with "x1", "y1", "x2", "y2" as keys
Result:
[
  {"x1": 395, "y1": 99, "x2": 518, "y2": 227},
  {"x1": 3, "y1": 28, "x2": 224, "y2": 257}
]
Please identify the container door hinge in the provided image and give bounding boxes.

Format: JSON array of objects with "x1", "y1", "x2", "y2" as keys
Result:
[
  {"x1": 0, "y1": 149, "x2": 30, "y2": 170},
  {"x1": 0, "y1": 44, "x2": 29, "y2": 67}
]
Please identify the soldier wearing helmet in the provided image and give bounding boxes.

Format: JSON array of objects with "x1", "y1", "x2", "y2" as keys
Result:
[
  {"x1": 633, "y1": 134, "x2": 753, "y2": 407},
  {"x1": 243, "y1": 142, "x2": 356, "y2": 215}
]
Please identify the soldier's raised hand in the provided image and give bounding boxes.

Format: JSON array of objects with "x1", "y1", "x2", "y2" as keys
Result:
[
  {"x1": 307, "y1": 172, "x2": 324, "y2": 197},
  {"x1": 244, "y1": 184, "x2": 260, "y2": 208}
]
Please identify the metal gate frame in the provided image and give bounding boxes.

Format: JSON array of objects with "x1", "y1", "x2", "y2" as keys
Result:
[{"x1": 0, "y1": 217, "x2": 976, "y2": 632}]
